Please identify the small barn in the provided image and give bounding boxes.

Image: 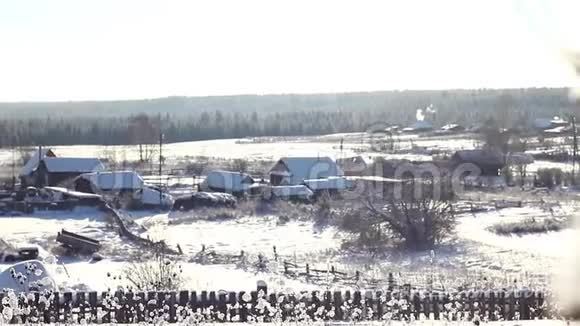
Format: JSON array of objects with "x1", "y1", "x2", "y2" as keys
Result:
[
  {"x1": 336, "y1": 156, "x2": 371, "y2": 176},
  {"x1": 269, "y1": 156, "x2": 342, "y2": 186},
  {"x1": 74, "y1": 171, "x2": 144, "y2": 194},
  {"x1": 21, "y1": 155, "x2": 105, "y2": 187},
  {"x1": 200, "y1": 170, "x2": 255, "y2": 196},
  {"x1": 451, "y1": 149, "x2": 506, "y2": 176}
]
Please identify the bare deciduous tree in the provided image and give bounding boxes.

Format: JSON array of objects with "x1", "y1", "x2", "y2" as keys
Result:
[{"x1": 360, "y1": 180, "x2": 456, "y2": 251}]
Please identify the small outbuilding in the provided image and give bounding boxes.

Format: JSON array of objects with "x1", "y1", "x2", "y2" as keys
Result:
[
  {"x1": 200, "y1": 170, "x2": 255, "y2": 196},
  {"x1": 74, "y1": 171, "x2": 144, "y2": 194},
  {"x1": 269, "y1": 156, "x2": 342, "y2": 186},
  {"x1": 303, "y1": 176, "x2": 352, "y2": 196},
  {"x1": 269, "y1": 185, "x2": 314, "y2": 202}
]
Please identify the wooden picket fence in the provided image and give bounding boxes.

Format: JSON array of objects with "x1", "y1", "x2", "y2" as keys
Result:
[{"x1": 0, "y1": 284, "x2": 547, "y2": 323}]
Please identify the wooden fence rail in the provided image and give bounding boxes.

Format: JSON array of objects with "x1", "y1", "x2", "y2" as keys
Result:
[{"x1": 0, "y1": 284, "x2": 547, "y2": 323}]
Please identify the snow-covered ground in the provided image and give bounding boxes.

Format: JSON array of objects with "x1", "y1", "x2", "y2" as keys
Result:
[{"x1": 1, "y1": 193, "x2": 577, "y2": 294}]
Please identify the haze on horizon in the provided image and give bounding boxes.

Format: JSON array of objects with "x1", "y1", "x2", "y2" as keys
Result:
[{"x1": 0, "y1": 0, "x2": 578, "y2": 102}]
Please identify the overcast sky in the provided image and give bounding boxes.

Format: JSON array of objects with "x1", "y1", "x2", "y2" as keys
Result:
[{"x1": 0, "y1": 0, "x2": 578, "y2": 102}]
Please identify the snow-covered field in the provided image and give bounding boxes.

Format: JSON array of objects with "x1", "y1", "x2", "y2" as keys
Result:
[
  {"x1": 0, "y1": 193, "x2": 577, "y2": 294},
  {"x1": 0, "y1": 132, "x2": 478, "y2": 167}
]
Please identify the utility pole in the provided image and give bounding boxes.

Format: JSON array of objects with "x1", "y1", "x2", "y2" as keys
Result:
[
  {"x1": 11, "y1": 141, "x2": 15, "y2": 190},
  {"x1": 159, "y1": 132, "x2": 163, "y2": 206},
  {"x1": 573, "y1": 116, "x2": 578, "y2": 184}
]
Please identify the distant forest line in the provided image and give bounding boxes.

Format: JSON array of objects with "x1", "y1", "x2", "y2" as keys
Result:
[{"x1": 0, "y1": 88, "x2": 576, "y2": 147}]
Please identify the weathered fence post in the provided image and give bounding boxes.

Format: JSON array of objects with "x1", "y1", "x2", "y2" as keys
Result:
[{"x1": 388, "y1": 272, "x2": 395, "y2": 291}]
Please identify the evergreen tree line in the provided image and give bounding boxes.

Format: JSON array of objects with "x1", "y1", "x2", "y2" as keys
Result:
[{"x1": 0, "y1": 88, "x2": 576, "y2": 147}]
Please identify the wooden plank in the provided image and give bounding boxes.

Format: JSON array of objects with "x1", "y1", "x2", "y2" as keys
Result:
[
  {"x1": 508, "y1": 291, "x2": 515, "y2": 321},
  {"x1": 75, "y1": 292, "x2": 86, "y2": 323},
  {"x1": 309, "y1": 291, "x2": 319, "y2": 320},
  {"x1": 190, "y1": 291, "x2": 198, "y2": 313},
  {"x1": 432, "y1": 292, "x2": 440, "y2": 320},
  {"x1": 323, "y1": 291, "x2": 332, "y2": 320},
  {"x1": 375, "y1": 291, "x2": 384, "y2": 320},
  {"x1": 228, "y1": 292, "x2": 238, "y2": 322},
  {"x1": 520, "y1": 289, "x2": 530, "y2": 320},
  {"x1": 333, "y1": 291, "x2": 343, "y2": 320},
  {"x1": 238, "y1": 291, "x2": 248, "y2": 322},
  {"x1": 217, "y1": 292, "x2": 227, "y2": 321},
  {"x1": 412, "y1": 291, "x2": 421, "y2": 320},
  {"x1": 178, "y1": 290, "x2": 189, "y2": 320},
  {"x1": 88, "y1": 291, "x2": 98, "y2": 323},
  {"x1": 488, "y1": 291, "x2": 496, "y2": 321},
  {"x1": 146, "y1": 291, "x2": 157, "y2": 322},
  {"x1": 114, "y1": 291, "x2": 125, "y2": 323},
  {"x1": 168, "y1": 291, "x2": 177, "y2": 323},
  {"x1": 364, "y1": 290, "x2": 374, "y2": 320},
  {"x1": 353, "y1": 291, "x2": 362, "y2": 320},
  {"x1": 53, "y1": 292, "x2": 61, "y2": 323},
  {"x1": 135, "y1": 292, "x2": 146, "y2": 322},
  {"x1": 200, "y1": 291, "x2": 209, "y2": 309},
  {"x1": 423, "y1": 291, "x2": 431, "y2": 320}
]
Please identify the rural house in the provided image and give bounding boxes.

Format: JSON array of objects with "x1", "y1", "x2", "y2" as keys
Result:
[
  {"x1": 20, "y1": 150, "x2": 105, "y2": 187},
  {"x1": 200, "y1": 170, "x2": 255, "y2": 196},
  {"x1": 269, "y1": 156, "x2": 342, "y2": 186},
  {"x1": 74, "y1": 171, "x2": 144, "y2": 194},
  {"x1": 336, "y1": 155, "x2": 371, "y2": 176},
  {"x1": 19, "y1": 148, "x2": 56, "y2": 186},
  {"x1": 451, "y1": 149, "x2": 505, "y2": 176}
]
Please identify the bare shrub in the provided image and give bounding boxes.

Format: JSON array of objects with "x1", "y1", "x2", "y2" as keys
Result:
[
  {"x1": 123, "y1": 253, "x2": 184, "y2": 291},
  {"x1": 488, "y1": 217, "x2": 569, "y2": 235},
  {"x1": 185, "y1": 161, "x2": 206, "y2": 175},
  {"x1": 536, "y1": 168, "x2": 565, "y2": 188},
  {"x1": 231, "y1": 158, "x2": 249, "y2": 173}
]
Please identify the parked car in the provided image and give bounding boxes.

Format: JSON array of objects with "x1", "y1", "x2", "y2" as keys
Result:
[{"x1": 0, "y1": 246, "x2": 39, "y2": 263}]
